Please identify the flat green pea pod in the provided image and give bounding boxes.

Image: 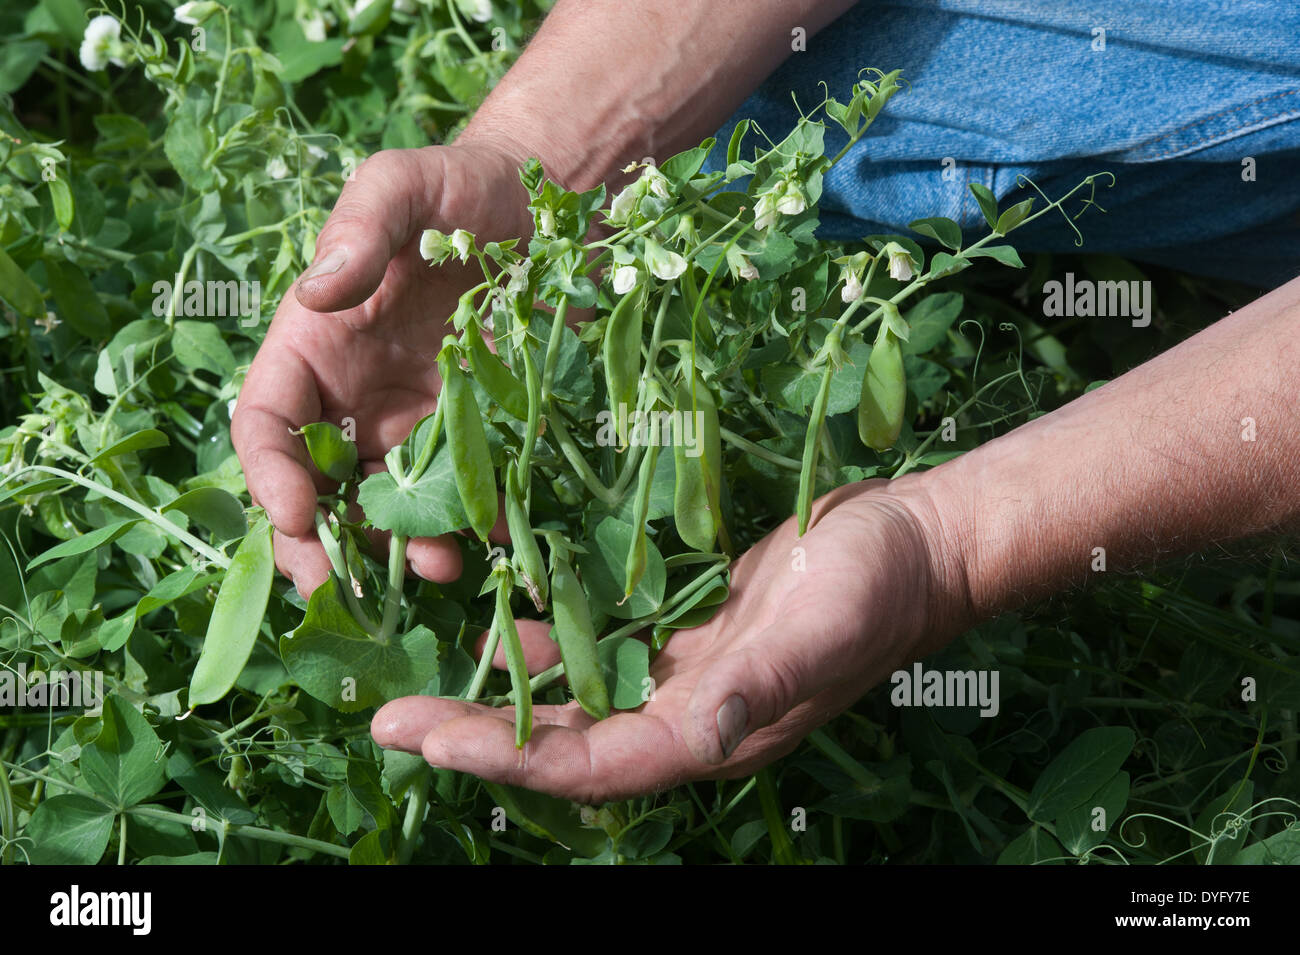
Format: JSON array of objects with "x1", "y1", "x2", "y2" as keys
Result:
[
  {"x1": 438, "y1": 337, "x2": 498, "y2": 542},
  {"x1": 506, "y1": 461, "x2": 548, "y2": 612},
  {"x1": 494, "y1": 571, "x2": 532, "y2": 749},
  {"x1": 300, "y1": 421, "x2": 357, "y2": 483},
  {"x1": 551, "y1": 555, "x2": 610, "y2": 720},
  {"x1": 602, "y1": 281, "x2": 646, "y2": 445},
  {"x1": 858, "y1": 324, "x2": 907, "y2": 451},
  {"x1": 672, "y1": 372, "x2": 722, "y2": 553},
  {"x1": 624, "y1": 438, "x2": 661, "y2": 600},
  {"x1": 189, "y1": 517, "x2": 274, "y2": 706},
  {"x1": 464, "y1": 318, "x2": 530, "y2": 421},
  {"x1": 797, "y1": 361, "x2": 834, "y2": 536}
]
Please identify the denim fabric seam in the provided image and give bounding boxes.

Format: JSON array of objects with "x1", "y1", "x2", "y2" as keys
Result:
[{"x1": 1108, "y1": 87, "x2": 1300, "y2": 162}]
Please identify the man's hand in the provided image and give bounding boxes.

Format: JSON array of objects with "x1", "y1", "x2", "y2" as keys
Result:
[
  {"x1": 370, "y1": 478, "x2": 969, "y2": 804},
  {"x1": 231, "y1": 141, "x2": 533, "y2": 597}
]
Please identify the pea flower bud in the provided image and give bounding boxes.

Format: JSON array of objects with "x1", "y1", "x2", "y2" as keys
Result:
[
  {"x1": 450, "y1": 229, "x2": 474, "y2": 263},
  {"x1": 726, "y1": 246, "x2": 759, "y2": 282},
  {"x1": 174, "y1": 2, "x2": 220, "y2": 25},
  {"x1": 419, "y1": 228, "x2": 451, "y2": 264},
  {"x1": 882, "y1": 242, "x2": 917, "y2": 282},
  {"x1": 841, "y1": 267, "x2": 864, "y2": 303},
  {"x1": 612, "y1": 265, "x2": 639, "y2": 295},
  {"x1": 537, "y1": 207, "x2": 556, "y2": 238},
  {"x1": 644, "y1": 237, "x2": 687, "y2": 281},
  {"x1": 266, "y1": 156, "x2": 289, "y2": 180}
]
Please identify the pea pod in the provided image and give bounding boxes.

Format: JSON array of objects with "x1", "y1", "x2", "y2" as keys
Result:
[
  {"x1": 506, "y1": 461, "x2": 548, "y2": 612},
  {"x1": 551, "y1": 555, "x2": 610, "y2": 720},
  {"x1": 495, "y1": 572, "x2": 533, "y2": 749},
  {"x1": 672, "y1": 372, "x2": 722, "y2": 553},
  {"x1": 858, "y1": 325, "x2": 907, "y2": 450},
  {"x1": 438, "y1": 338, "x2": 498, "y2": 542},
  {"x1": 300, "y1": 421, "x2": 357, "y2": 483},
  {"x1": 189, "y1": 517, "x2": 274, "y2": 706},
  {"x1": 465, "y1": 318, "x2": 530, "y2": 421},
  {"x1": 797, "y1": 361, "x2": 834, "y2": 536},
  {"x1": 624, "y1": 438, "x2": 661, "y2": 599},
  {"x1": 602, "y1": 282, "x2": 646, "y2": 445}
]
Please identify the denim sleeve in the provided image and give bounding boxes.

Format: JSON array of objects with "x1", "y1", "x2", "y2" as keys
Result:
[{"x1": 703, "y1": 0, "x2": 1300, "y2": 288}]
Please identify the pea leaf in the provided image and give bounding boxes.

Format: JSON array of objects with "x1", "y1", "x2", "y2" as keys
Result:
[
  {"x1": 997, "y1": 826, "x2": 1065, "y2": 865},
  {"x1": 26, "y1": 519, "x2": 140, "y2": 571},
  {"x1": 965, "y1": 245, "x2": 1025, "y2": 268},
  {"x1": 482, "y1": 781, "x2": 609, "y2": 856},
  {"x1": 89, "y1": 428, "x2": 170, "y2": 465},
  {"x1": 161, "y1": 487, "x2": 248, "y2": 542},
  {"x1": 1055, "y1": 771, "x2": 1129, "y2": 857},
  {"x1": 1025, "y1": 726, "x2": 1135, "y2": 822},
  {"x1": 0, "y1": 244, "x2": 43, "y2": 318},
  {"x1": 902, "y1": 292, "x2": 964, "y2": 355},
  {"x1": 909, "y1": 216, "x2": 963, "y2": 250},
  {"x1": 1192, "y1": 781, "x2": 1255, "y2": 864},
  {"x1": 598, "y1": 634, "x2": 651, "y2": 709},
  {"x1": 578, "y1": 517, "x2": 665, "y2": 619},
  {"x1": 994, "y1": 198, "x2": 1035, "y2": 235},
  {"x1": 279, "y1": 583, "x2": 441, "y2": 713},
  {"x1": 44, "y1": 256, "x2": 109, "y2": 338},
  {"x1": 23, "y1": 794, "x2": 115, "y2": 865},
  {"x1": 968, "y1": 182, "x2": 1000, "y2": 230},
  {"x1": 172, "y1": 320, "x2": 238, "y2": 376},
  {"x1": 357, "y1": 442, "x2": 470, "y2": 538},
  {"x1": 81, "y1": 695, "x2": 168, "y2": 809}
]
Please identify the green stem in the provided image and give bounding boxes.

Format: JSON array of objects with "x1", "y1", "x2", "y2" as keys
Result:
[
  {"x1": 211, "y1": 8, "x2": 234, "y2": 119},
  {"x1": 544, "y1": 413, "x2": 616, "y2": 506},
  {"x1": 380, "y1": 535, "x2": 408, "y2": 641},
  {"x1": 719, "y1": 428, "x2": 801, "y2": 471},
  {"x1": 314, "y1": 510, "x2": 380, "y2": 636},
  {"x1": 466, "y1": 617, "x2": 500, "y2": 701},
  {"x1": 126, "y1": 805, "x2": 351, "y2": 860},
  {"x1": 117, "y1": 812, "x2": 127, "y2": 865},
  {"x1": 396, "y1": 771, "x2": 430, "y2": 865},
  {"x1": 540, "y1": 297, "x2": 569, "y2": 406}
]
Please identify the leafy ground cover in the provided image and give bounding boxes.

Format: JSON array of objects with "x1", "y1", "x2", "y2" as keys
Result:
[{"x1": 1, "y1": 0, "x2": 1297, "y2": 865}]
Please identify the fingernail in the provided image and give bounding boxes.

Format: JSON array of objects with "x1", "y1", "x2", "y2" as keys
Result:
[
  {"x1": 302, "y1": 248, "x2": 347, "y2": 282},
  {"x1": 717, "y1": 694, "x2": 748, "y2": 759}
]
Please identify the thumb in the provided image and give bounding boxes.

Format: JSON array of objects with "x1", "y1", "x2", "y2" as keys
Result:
[
  {"x1": 294, "y1": 149, "x2": 439, "y2": 313},
  {"x1": 683, "y1": 625, "x2": 834, "y2": 765}
]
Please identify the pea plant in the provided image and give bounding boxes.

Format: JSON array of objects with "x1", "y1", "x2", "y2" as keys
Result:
[{"x1": 3, "y1": 0, "x2": 1297, "y2": 866}]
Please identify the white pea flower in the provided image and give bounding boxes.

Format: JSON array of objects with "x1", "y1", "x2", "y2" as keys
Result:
[
  {"x1": 79, "y1": 15, "x2": 126, "y2": 72},
  {"x1": 841, "y1": 268, "x2": 864, "y2": 303},
  {"x1": 644, "y1": 163, "x2": 671, "y2": 200},
  {"x1": 644, "y1": 238, "x2": 686, "y2": 281},
  {"x1": 350, "y1": 0, "x2": 376, "y2": 19},
  {"x1": 301, "y1": 11, "x2": 327, "y2": 41},
  {"x1": 753, "y1": 190, "x2": 779, "y2": 232},
  {"x1": 505, "y1": 258, "x2": 531, "y2": 295},
  {"x1": 450, "y1": 228, "x2": 474, "y2": 263},
  {"x1": 174, "y1": 2, "x2": 219, "y2": 25},
  {"x1": 457, "y1": 0, "x2": 493, "y2": 23},
  {"x1": 266, "y1": 156, "x2": 290, "y2": 180},
  {"x1": 608, "y1": 183, "x2": 638, "y2": 226},
  {"x1": 612, "y1": 265, "x2": 639, "y2": 295},
  {"x1": 880, "y1": 242, "x2": 917, "y2": 282},
  {"x1": 775, "y1": 182, "x2": 807, "y2": 217},
  {"x1": 305, "y1": 143, "x2": 328, "y2": 163},
  {"x1": 537, "y1": 208, "x2": 556, "y2": 238},
  {"x1": 393, "y1": 0, "x2": 414, "y2": 11},
  {"x1": 419, "y1": 228, "x2": 450, "y2": 263}
]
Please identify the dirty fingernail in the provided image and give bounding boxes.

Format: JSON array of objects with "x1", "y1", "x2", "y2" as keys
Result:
[
  {"x1": 717, "y1": 694, "x2": 748, "y2": 759},
  {"x1": 302, "y1": 248, "x2": 347, "y2": 282}
]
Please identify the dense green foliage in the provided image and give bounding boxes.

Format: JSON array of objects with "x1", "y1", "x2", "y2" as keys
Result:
[{"x1": 1, "y1": 0, "x2": 1297, "y2": 865}]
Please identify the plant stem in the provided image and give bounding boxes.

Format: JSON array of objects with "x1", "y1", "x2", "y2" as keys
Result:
[
  {"x1": 379, "y1": 535, "x2": 408, "y2": 641},
  {"x1": 719, "y1": 428, "x2": 801, "y2": 471},
  {"x1": 544, "y1": 413, "x2": 615, "y2": 505},
  {"x1": 466, "y1": 618, "x2": 500, "y2": 701},
  {"x1": 117, "y1": 812, "x2": 127, "y2": 865},
  {"x1": 126, "y1": 805, "x2": 351, "y2": 860},
  {"x1": 314, "y1": 510, "x2": 379, "y2": 636},
  {"x1": 396, "y1": 771, "x2": 430, "y2": 864}
]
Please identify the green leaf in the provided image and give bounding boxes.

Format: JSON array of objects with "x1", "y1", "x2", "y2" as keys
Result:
[
  {"x1": 189, "y1": 519, "x2": 275, "y2": 706},
  {"x1": 23, "y1": 794, "x2": 115, "y2": 865},
  {"x1": 902, "y1": 292, "x2": 964, "y2": 355},
  {"x1": 994, "y1": 198, "x2": 1035, "y2": 235},
  {"x1": 908, "y1": 216, "x2": 962, "y2": 250},
  {"x1": 89, "y1": 429, "x2": 170, "y2": 465},
  {"x1": 172, "y1": 320, "x2": 237, "y2": 376},
  {"x1": 161, "y1": 487, "x2": 248, "y2": 542},
  {"x1": 926, "y1": 252, "x2": 971, "y2": 278},
  {"x1": 482, "y1": 781, "x2": 608, "y2": 856},
  {"x1": 357, "y1": 442, "x2": 470, "y2": 539},
  {"x1": 726, "y1": 119, "x2": 750, "y2": 168},
  {"x1": 44, "y1": 256, "x2": 109, "y2": 338},
  {"x1": 1025, "y1": 727, "x2": 1136, "y2": 823},
  {"x1": 1193, "y1": 781, "x2": 1255, "y2": 864},
  {"x1": 0, "y1": 244, "x2": 44, "y2": 318},
  {"x1": 597, "y1": 635, "x2": 651, "y2": 710},
  {"x1": 301, "y1": 422, "x2": 358, "y2": 483},
  {"x1": 348, "y1": 0, "x2": 392, "y2": 36},
  {"x1": 1233, "y1": 825, "x2": 1300, "y2": 865},
  {"x1": 280, "y1": 584, "x2": 440, "y2": 713},
  {"x1": 26, "y1": 519, "x2": 139, "y2": 571},
  {"x1": 997, "y1": 826, "x2": 1065, "y2": 865},
  {"x1": 964, "y1": 245, "x2": 1025, "y2": 268},
  {"x1": 81, "y1": 695, "x2": 168, "y2": 809},
  {"x1": 1055, "y1": 771, "x2": 1129, "y2": 857},
  {"x1": 968, "y1": 182, "x2": 999, "y2": 230},
  {"x1": 578, "y1": 517, "x2": 665, "y2": 619},
  {"x1": 0, "y1": 39, "x2": 46, "y2": 94}
]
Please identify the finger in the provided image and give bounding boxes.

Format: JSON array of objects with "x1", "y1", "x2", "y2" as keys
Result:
[
  {"x1": 473, "y1": 618, "x2": 561, "y2": 674},
  {"x1": 295, "y1": 150, "x2": 440, "y2": 313},
  {"x1": 371, "y1": 696, "x2": 592, "y2": 752},
  {"x1": 231, "y1": 329, "x2": 322, "y2": 540},
  {"x1": 272, "y1": 528, "x2": 332, "y2": 598},
  {"x1": 417, "y1": 712, "x2": 685, "y2": 804},
  {"x1": 405, "y1": 534, "x2": 464, "y2": 583},
  {"x1": 683, "y1": 619, "x2": 848, "y2": 766}
]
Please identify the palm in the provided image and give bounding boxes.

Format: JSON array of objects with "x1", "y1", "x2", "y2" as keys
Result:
[{"x1": 372, "y1": 482, "x2": 943, "y2": 804}]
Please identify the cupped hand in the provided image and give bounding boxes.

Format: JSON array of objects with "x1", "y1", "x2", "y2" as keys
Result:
[
  {"x1": 231, "y1": 141, "x2": 533, "y2": 596},
  {"x1": 371, "y1": 477, "x2": 973, "y2": 804}
]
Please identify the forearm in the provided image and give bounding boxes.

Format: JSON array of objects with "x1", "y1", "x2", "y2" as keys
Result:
[
  {"x1": 455, "y1": 0, "x2": 855, "y2": 189},
  {"x1": 923, "y1": 275, "x2": 1300, "y2": 625}
]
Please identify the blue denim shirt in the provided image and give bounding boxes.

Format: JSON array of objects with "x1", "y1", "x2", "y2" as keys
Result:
[{"x1": 705, "y1": 0, "x2": 1300, "y2": 288}]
